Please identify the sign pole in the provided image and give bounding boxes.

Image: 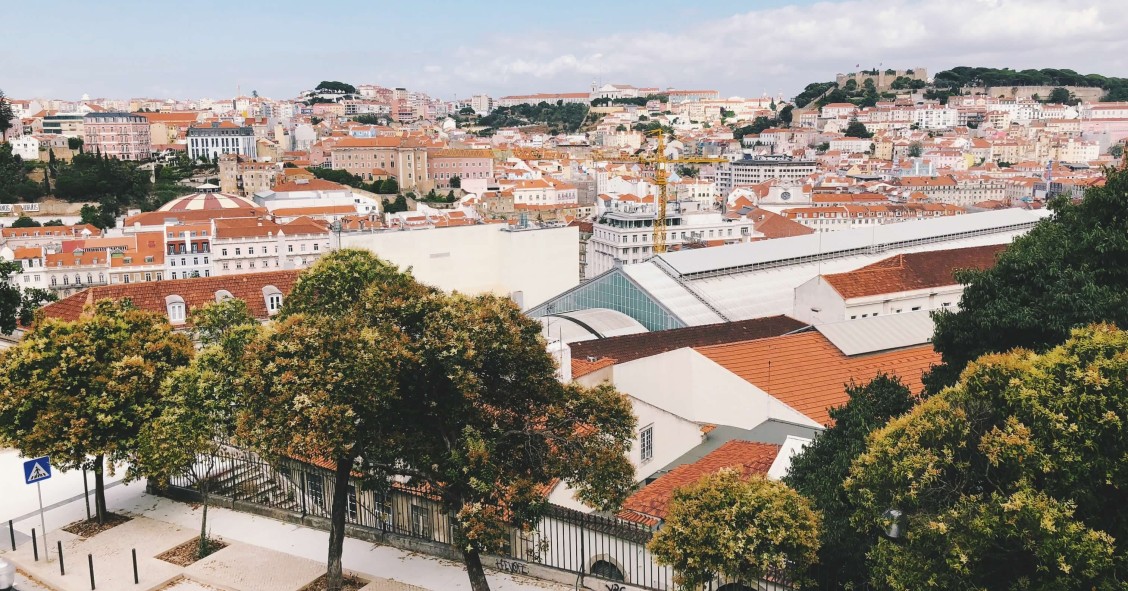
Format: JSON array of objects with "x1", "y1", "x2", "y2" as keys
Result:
[{"x1": 37, "y1": 480, "x2": 48, "y2": 561}]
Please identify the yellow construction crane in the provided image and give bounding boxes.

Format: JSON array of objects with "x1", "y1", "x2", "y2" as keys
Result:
[{"x1": 593, "y1": 130, "x2": 726, "y2": 253}]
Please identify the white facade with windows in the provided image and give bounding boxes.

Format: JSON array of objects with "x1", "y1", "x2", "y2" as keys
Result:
[
  {"x1": 714, "y1": 156, "x2": 818, "y2": 197},
  {"x1": 187, "y1": 123, "x2": 257, "y2": 161}
]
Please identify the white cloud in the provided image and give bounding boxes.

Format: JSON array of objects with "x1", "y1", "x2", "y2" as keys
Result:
[{"x1": 432, "y1": 0, "x2": 1128, "y2": 98}]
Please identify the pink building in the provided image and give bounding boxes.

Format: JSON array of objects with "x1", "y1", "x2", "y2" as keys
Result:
[
  {"x1": 427, "y1": 149, "x2": 494, "y2": 188},
  {"x1": 83, "y1": 112, "x2": 152, "y2": 161}
]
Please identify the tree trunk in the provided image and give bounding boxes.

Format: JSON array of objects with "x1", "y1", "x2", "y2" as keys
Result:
[
  {"x1": 198, "y1": 476, "x2": 210, "y2": 559},
  {"x1": 93, "y1": 455, "x2": 107, "y2": 524},
  {"x1": 460, "y1": 545, "x2": 492, "y2": 591},
  {"x1": 326, "y1": 456, "x2": 354, "y2": 591}
]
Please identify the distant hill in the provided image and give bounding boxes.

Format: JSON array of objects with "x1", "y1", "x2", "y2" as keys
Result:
[{"x1": 793, "y1": 66, "x2": 1128, "y2": 109}]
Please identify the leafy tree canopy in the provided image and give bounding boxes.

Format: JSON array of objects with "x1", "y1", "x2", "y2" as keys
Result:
[
  {"x1": 927, "y1": 163, "x2": 1128, "y2": 391},
  {"x1": 650, "y1": 470, "x2": 822, "y2": 590},
  {"x1": 785, "y1": 374, "x2": 915, "y2": 591},
  {"x1": 10, "y1": 215, "x2": 39, "y2": 228},
  {"x1": 0, "y1": 300, "x2": 193, "y2": 520},
  {"x1": 315, "y1": 81, "x2": 357, "y2": 94},
  {"x1": 844, "y1": 119, "x2": 873, "y2": 138},
  {"x1": 847, "y1": 325, "x2": 1128, "y2": 590}
]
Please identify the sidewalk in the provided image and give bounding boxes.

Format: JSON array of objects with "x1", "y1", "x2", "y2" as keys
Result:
[{"x1": 1, "y1": 477, "x2": 571, "y2": 591}]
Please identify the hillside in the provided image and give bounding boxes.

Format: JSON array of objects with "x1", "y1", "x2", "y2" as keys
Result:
[{"x1": 794, "y1": 66, "x2": 1128, "y2": 109}]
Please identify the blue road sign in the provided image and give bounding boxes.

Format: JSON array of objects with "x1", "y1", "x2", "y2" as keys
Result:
[{"x1": 23, "y1": 456, "x2": 52, "y2": 485}]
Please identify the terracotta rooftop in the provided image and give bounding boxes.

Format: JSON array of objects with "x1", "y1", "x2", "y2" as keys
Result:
[
  {"x1": 270, "y1": 178, "x2": 349, "y2": 193},
  {"x1": 823, "y1": 244, "x2": 1006, "y2": 300},
  {"x1": 570, "y1": 315, "x2": 805, "y2": 378},
  {"x1": 39, "y1": 270, "x2": 301, "y2": 325},
  {"x1": 695, "y1": 331, "x2": 939, "y2": 425},
  {"x1": 618, "y1": 440, "x2": 781, "y2": 525}
]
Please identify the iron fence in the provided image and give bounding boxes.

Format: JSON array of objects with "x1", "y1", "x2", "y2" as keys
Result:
[{"x1": 166, "y1": 446, "x2": 811, "y2": 591}]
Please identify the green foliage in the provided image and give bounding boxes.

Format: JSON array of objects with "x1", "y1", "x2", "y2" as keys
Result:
[
  {"x1": 308, "y1": 167, "x2": 391, "y2": 194},
  {"x1": 650, "y1": 470, "x2": 821, "y2": 590},
  {"x1": 933, "y1": 66, "x2": 1127, "y2": 99},
  {"x1": 907, "y1": 141, "x2": 924, "y2": 158},
  {"x1": 1110, "y1": 144, "x2": 1124, "y2": 159},
  {"x1": 927, "y1": 164, "x2": 1128, "y2": 392},
  {"x1": 0, "y1": 261, "x2": 55, "y2": 333},
  {"x1": 449, "y1": 175, "x2": 460, "y2": 189},
  {"x1": 10, "y1": 215, "x2": 39, "y2": 228},
  {"x1": 0, "y1": 300, "x2": 193, "y2": 519},
  {"x1": 0, "y1": 143, "x2": 44, "y2": 202},
  {"x1": 67, "y1": 137, "x2": 84, "y2": 151},
  {"x1": 1045, "y1": 86, "x2": 1077, "y2": 105},
  {"x1": 315, "y1": 81, "x2": 357, "y2": 94},
  {"x1": 350, "y1": 113, "x2": 384, "y2": 125},
  {"x1": 0, "y1": 89, "x2": 13, "y2": 137},
  {"x1": 847, "y1": 325, "x2": 1128, "y2": 590},
  {"x1": 42, "y1": 219, "x2": 63, "y2": 226},
  {"x1": 785, "y1": 374, "x2": 915, "y2": 591},
  {"x1": 382, "y1": 194, "x2": 409, "y2": 213},
  {"x1": 844, "y1": 119, "x2": 873, "y2": 138},
  {"x1": 80, "y1": 203, "x2": 117, "y2": 230},
  {"x1": 590, "y1": 94, "x2": 668, "y2": 107},
  {"x1": 633, "y1": 120, "x2": 676, "y2": 138},
  {"x1": 733, "y1": 116, "x2": 778, "y2": 140},
  {"x1": 478, "y1": 102, "x2": 589, "y2": 134},
  {"x1": 795, "y1": 82, "x2": 838, "y2": 108},
  {"x1": 310, "y1": 116, "x2": 323, "y2": 125},
  {"x1": 237, "y1": 249, "x2": 637, "y2": 590},
  {"x1": 778, "y1": 104, "x2": 794, "y2": 126},
  {"x1": 54, "y1": 152, "x2": 152, "y2": 216},
  {"x1": 675, "y1": 165, "x2": 699, "y2": 178}
]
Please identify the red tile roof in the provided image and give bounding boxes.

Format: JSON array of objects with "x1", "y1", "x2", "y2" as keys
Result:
[
  {"x1": 695, "y1": 332, "x2": 939, "y2": 425},
  {"x1": 619, "y1": 440, "x2": 781, "y2": 524},
  {"x1": 823, "y1": 244, "x2": 1006, "y2": 300},
  {"x1": 39, "y1": 270, "x2": 302, "y2": 324},
  {"x1": 570, "y1": 315, "x2": 805, "y2": 378}
]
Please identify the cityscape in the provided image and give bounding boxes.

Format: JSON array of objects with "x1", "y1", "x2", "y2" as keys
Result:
[{"x1": 1, "y1": 2, "x2": 1127, "y2": 591}]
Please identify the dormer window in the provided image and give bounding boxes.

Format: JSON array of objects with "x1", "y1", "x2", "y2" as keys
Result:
[
  {"x1": 263, "y1": 285, "x2": 283, "y2": 315},
  {"x1": 215, "y1": 289, "x2": 234, "y2": 302},
  {"x1": 166, "y1": 295, "x2": 187, "y2": 324}
]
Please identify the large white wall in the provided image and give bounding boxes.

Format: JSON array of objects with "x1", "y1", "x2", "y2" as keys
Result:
[{"x1": 341, "y1": 224, "x2": 579, "y2": 308}]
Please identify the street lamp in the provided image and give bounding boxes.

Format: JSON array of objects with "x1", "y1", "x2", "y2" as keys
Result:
[{"x1": 330, "y1": 219, "x2": 342, "y2": 249}]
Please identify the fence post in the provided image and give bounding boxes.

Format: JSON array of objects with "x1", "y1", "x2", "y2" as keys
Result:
[
  {"x1": 88, "y1": 553, "x2": 95, "y2": 590},
  {"x1": 58, "y1": 541, "x2": 65, "y2": 575},
  {"x1": 300, "y1": 472, "x2": 308, "y2": 517},
  {"x1": 132, "y1": 548, "x2": 138, "y2": 584},
  {"x1": 8, "y1": 520, "x2": 14, "y2": 551},
  {"x1": 31, "y1": 528, "x2": 38, "y2": 561}
]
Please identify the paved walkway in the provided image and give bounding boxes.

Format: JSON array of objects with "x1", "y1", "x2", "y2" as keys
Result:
[{"x1": 1, "y1": 477, "x2": 571, "y2": 591}]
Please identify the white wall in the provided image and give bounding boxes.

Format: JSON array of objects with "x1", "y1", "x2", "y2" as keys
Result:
[
  {"x1": 793, "y1": 276, "x2": 846, "y2": 325},
  {"x1": 341, "y1": 224, "x2": 579, "y2": 308}
]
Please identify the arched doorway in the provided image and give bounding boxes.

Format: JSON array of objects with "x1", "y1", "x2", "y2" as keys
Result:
[{"x1": 589, "y1": 559, "x2": 625, "y2": 581}]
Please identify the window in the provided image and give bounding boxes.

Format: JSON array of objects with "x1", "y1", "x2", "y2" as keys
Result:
[
  {"x1": 248, "y1": 247, "x2": 254, "y2": 255},
  {"x1": 346, "y1": 485, "x2": 358, "y2": 521},
  {"x1": 640, "y1": 425, "x2": 654, "y2": 463},
  {"x1": 911, "y1": 306, "x2": 922, "y2": 311},
  {"x1": 410, "y1": 505, "x2": 432, "y2": 538},
  {"x1": 264, "y1": 286, "x2": 283, "y2": 314},
  {"x1": 166, "y1": 296, "x2": 186, "y2": 324},
  {"x1": 307, "y1": 474, "x2": 325, "y2": 508},
  {"x1": 222, "y1": 248, "x2": 228, "y2": 256},
  {"x1": 235, "y1": 248, "x2": 241, "y2": 256},
  {"x1": 288, "y1": 244, "x2": 294, "y2": 253}
]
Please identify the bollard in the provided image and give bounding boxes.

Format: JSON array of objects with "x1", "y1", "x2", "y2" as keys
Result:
[
  {"x1": 88, "y1": 553, "x2": 95, "y2": 590},
  {"x1": 58, "y1": 540, "x2": 65, "y2": 576},
  {"x1": 31, "y1": 528, "x2": 38, "y2": 561},
  {"x1": 131, "y1": 548, "x2": 138, "y2": 584},
  {"x1": 8, "y1": 520, "x2": 13, "y2": 551},
  {"x1": 83, "y1": 469, "x2": 91, "y2": 520}
]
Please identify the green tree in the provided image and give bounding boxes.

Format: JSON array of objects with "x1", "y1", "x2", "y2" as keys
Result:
[
  {"x1": 907, "y1": 141, "x2": 924, "y2": 158},
  {"x1": 237, "y1": 251, "x2": 419, "y2": 591},
  {"x1": 927, "y1": 163, "x2": 1128, "y2": 392},
  {"x1": 0, "y1": 261, "x2": 55, "y2": 333},
  {"x1": 1046, "y1": 86, "x2": 1074, "y2": 104},
  {"x1": 844, "y1": 119, "x2": 873, "y2": 139},
  {"x1": 350, "y1": 113, "x2": 383, "y2": 125},
  {"x1": 779, "y1": 104, "x2": 794, "y2": 126},
  {"x1": 0, "y1": 300, "x2": 193, "y2": 522},
  {"x1": 1109, "y1": 144, "x2": 1123, "y2": 159},
  {"x1": 0, "y1": 89, "x2": 14, "y2": 138},
  {"x1": 134, "y1": 299, "x2": 259, "y2": 559},
  {"x1": 10, "y1": 215, "x2": 39, "y2": 228},
  {"x1": 449, "y1": 175, "x2": 461, "y2": 189},
  {"x1": 80, "y1": 203, "x2": 117, "y2": 230},
  {"x1": 43, "y1": 219, "x2": 63, "y2": 226},
  {"x1": 785, "y1": 374, "x2": 915, "y2": 591},
  {"x1": 314, "y1": 81, "x2": 357, "y2": 94},
  {"x1": 846, "y1": 325, "x2": 1128, "y2": 590},
  {"x1": 650, "y1": 470, "x2": 821, "y2": 590}
]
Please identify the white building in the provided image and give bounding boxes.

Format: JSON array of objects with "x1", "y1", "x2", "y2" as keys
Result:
[
  {"x1": 187, "y1": 122, "x2": 257, "y2": 161},
  {"x1": 470, "y1": 94, "x2": 493, "y2": 114},
  {"x1": 715, "y1": 156, "x2": 818, "y2": 197},
  {"x1": 9, "y1": 136, "x2": 40, "y2": 160},
  {"x1": 791, "y1": 243, "x2": 1006, "y2": 324},
  {"x1": 586, "y1": 196, "x2": 758, "y2": 276},
  {"x1": 340, "y1": 223, "x2": 579, "y2": 309}
]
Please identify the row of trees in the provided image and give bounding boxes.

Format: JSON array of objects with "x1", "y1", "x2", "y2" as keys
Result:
[
  {"x1": 308, "y1": 167, "x2": 399, "y2": 195},
  {"x1": 0, "y1": 250, "x2": 637, "y2": 591},
  {"x1": 476, "y1": 102, "x2": 590, "y2": 135}
]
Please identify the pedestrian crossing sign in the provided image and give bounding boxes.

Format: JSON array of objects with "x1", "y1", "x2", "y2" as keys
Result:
[{"x1": 23, "y1": 456, "x2": 52, "y2": 484}]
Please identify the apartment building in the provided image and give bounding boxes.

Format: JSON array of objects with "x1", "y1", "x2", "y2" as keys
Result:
[
  {"x1": 715, "y1": 156, "x2": 818, "y2": 197},
  {"x1": 83, "y1": 112, "x2": 152, "y2": 161},
  {"x1": 217, "y1": 155, "x2": 283, "y2": 196},
  {"x1": 329, "y1": 137, "x2": 429, "y2": 190},
  {"x1": 427, "y1": 149, "x2": 494, "y2": 188},
  {"x1": 586, "y1": 197, "x2": 757, "y2": 275},
  {"x1": 210, "y1": 217, "x2": 330, "y2": 276},
  {"x1": 187, "y1": 122, "x2": 257, "y2": 161}
]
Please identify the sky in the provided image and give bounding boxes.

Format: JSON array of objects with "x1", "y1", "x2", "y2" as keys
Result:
[{"x1": 6, "y1": 0, "x2": 1128, "y2": 102}]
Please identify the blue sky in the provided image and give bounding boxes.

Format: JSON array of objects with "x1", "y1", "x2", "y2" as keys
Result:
[{"x1": 6, "y1": 0, "x2": 1128, "y2": 101}]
